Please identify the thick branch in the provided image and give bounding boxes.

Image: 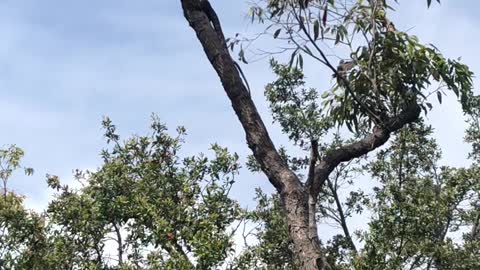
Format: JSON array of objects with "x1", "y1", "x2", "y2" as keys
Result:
[
  {"x1": 307, "y1": 140, "x2": 319, "y2": 185},
  {"x1": 309, "y1": 102, "x2": 421, "y2": 197},
  {"x1": 307, "y1": 140, "x2": 319, "y2": 242},
  {"x1": 181, "y1": 0, "x2": 300, "y2": 192}
]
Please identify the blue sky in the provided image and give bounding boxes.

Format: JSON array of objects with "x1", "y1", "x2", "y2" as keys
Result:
[{"x1": 1, "y1": 0, "x2": 479, "y2": 213}]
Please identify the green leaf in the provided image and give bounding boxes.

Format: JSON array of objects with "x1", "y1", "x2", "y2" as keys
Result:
[
  {"x1": 299, "y1": 16, "x2": 305, "y2": 30},
  {"x1": 322, "y1": 5, "x2": 328, "y2": 26},
  {"x1": 273, "y1": 28, "x2": 281, "y2": 39},
  {"x1": 313, "y1": 20, "x2": 320, "y2": 40},
  {"x1": 239, "y1": 47, "x2": 248, "y2": 64},
  {"x1": 288, "y1": 49, "x2": 299, "y2": 69}
]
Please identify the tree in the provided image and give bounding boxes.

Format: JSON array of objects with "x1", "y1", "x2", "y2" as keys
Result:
[
  {"x1": 358, "y1": 120, "x2": 480, "y2": 269},
  {"x1": 0, "y1": 145, "x2": 33, "y2": 199},
  {"x1": 0, "y1": 146, "x2": 44, "y2": 269},
  {"x1": 43, "y1": 116, "x2": 242, "y2": 269},
  {"x1": 0, "y1": 192, "x2": 49, "y2": 269},
  {"x1": 233, "y1": 119, "x2": 480, "y2": 270},
  {"x1": 180, "y1": 0, "x2": 474, "y2": 269},
  {"x1": 232, "y1": 189, "x2": 299, "y2": 269},
  {"x1": 0, "y1": 118, "x2": 246, "y2": 269}
]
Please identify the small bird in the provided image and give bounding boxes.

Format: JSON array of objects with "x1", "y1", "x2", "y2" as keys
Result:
[
  {"x1": 386, "y1": 21, "x2": 396, "y2": 32},
  {"x1": 333, "y1": 59, "x2": 356, "y2": 87}
]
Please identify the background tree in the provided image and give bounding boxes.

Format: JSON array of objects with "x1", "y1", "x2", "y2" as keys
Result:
[
  {"x1": 358, "y1": 120, "x2": 479, "y2": 270},
  {"x1": 232, "y1": 118, "x2": 479, "y2": 270},
  {"x1": 0, "y1": 145, "x2": 33, "y2": 198},
  {"x1": 43, "y1": 116, "x2": 242, "y2": 269},
  {"x1": 0, "y1": 117, "x2": 243, "y2": 269},
  {"x1": 232, "y1": 189, "x2": 299, "y2": 270},
  {"x1": 0, "y1": 146, "x2": 44, "y2": 269},
  {"x1": 0, "y1": 192, "x2": 49, "y2": 269}
]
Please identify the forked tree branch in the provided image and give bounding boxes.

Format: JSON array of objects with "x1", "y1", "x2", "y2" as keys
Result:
[
  {"x1": 180, "y1": 2, "x2": 420, "y2": 269},
  {"x1": 181, "y1": 2, "x2": 334, "y2": 269},
  {"x1": 308, "y1": 101, "x2": 421, "y2": 198}
]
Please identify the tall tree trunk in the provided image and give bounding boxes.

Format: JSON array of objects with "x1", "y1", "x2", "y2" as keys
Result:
[
  {"x1": 179, "y1": 2, "x2": 330, "y2": 268},
  {"x1": 179, "y1": 1, "x2": 420, "y2": 269},
  {"x1": 282, "y1": 189, "x2": 330, "y2": 269}
]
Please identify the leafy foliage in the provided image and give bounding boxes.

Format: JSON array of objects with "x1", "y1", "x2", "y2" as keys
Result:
[
  {"x1": 0, "y1": 192, "x2": 48, "y2": 269},
  {"x1": 45, "y1": 116, "x2": 242, "y2": 269},
  {"x1": 245, "y1": 0, "x2": 473, "y2": 133},
  {"x1": 239, "y1": 119, "x2": 480, "y2": 270},
  {"x1": 232, "y1": 189, "x2": 298, "y2": 270},
  {"x1": 0, "y1": 146, "x2": 45, "y2": 269},
  {"x1": 358, "y1": 121, "x2": 480, "y2": 269},
  {"x1": 0, "y1": 145, "x2": 33, "y2": 197},
  {"x1": 266, "y1": 60, "x2": 332, "y2": 146},
  {"x1": 1, "y1": 117, "x2": 242, "y2": 269}
]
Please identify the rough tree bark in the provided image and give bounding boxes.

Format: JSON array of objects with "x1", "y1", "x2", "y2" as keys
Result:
[{"x1": 179, "y1": 1, "x2": 420, "y2": 269}]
